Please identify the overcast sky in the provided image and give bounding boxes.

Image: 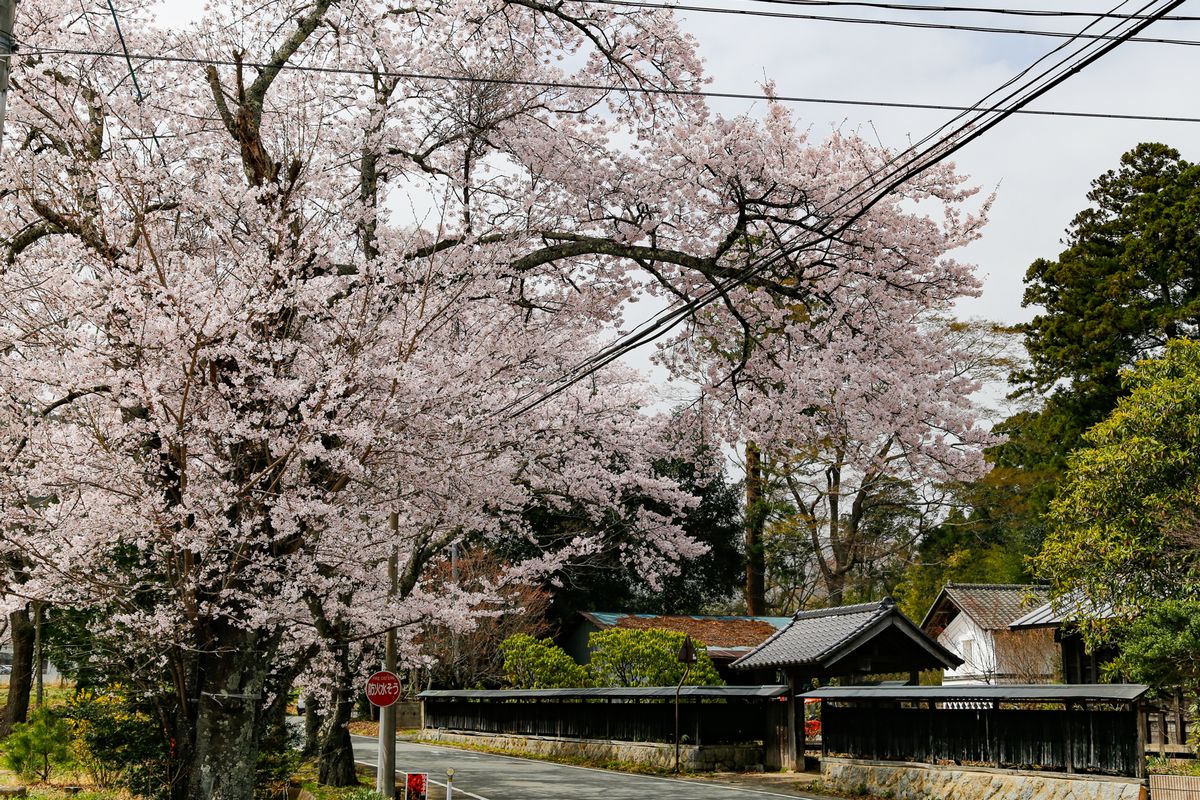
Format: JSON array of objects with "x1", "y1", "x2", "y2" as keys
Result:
[{"x1": 673, "y1": 2, "x2": 1200, "y2": 324}]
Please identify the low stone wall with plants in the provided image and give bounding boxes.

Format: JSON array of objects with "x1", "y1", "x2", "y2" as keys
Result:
[
  {"x1": 422, "y1": 729, "x2": 764, "y2": 771},
  {"x1": 822, "y1": 757, "x2": 1146, "y2": 800}
]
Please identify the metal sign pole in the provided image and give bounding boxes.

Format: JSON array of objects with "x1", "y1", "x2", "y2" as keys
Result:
[{"x1": 377, "y1": 513, "x2": 399, "y2": 797}]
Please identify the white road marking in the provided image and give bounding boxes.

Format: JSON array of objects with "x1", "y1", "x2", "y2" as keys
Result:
[
  {"x1": 353, "y1": 759, "x2": 494, "y2": 800},
  {"x1": 357, "y1": 736, "x2": 825, "y2": 800}
]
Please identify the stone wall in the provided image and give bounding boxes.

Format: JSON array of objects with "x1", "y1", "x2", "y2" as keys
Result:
[
  {"x1": 822, "y1": 757, "x2": 1147, "y2": 800},
  {"x1": 421, "y1": 729, "x2": 763, "y2": 772}
]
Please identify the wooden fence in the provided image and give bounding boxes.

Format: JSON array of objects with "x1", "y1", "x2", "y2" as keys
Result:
[
  {"x1": 422, "y1": 693, "x2": 780, "y2": 746},
  {"x1": 1144, "y1": 693, "x2": 1193, "y2": 756},
  {"x1": 822, "y1": 702, "x2": 1143, "y2": 777}
]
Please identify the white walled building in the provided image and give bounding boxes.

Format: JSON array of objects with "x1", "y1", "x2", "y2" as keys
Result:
[{"x1": 920, "y1": 584, "x2": 1058, "y2": 685}]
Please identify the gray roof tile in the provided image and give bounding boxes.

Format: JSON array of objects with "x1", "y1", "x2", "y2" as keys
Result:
[
  {"x1": 921, "y1": 583, "x2": 1049, "y2": 633},
  {"x1": 731, "y1": 598, "x2": 945, "y2": 671}
]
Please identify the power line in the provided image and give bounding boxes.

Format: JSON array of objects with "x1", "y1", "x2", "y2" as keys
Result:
[
  {"x1": 18, "y1": 45, "x2": 1200, "y2": 124},
  {"x1": 9, "y1": 2, "x2": 1193, "y2": 417},
  {"x1": 502, "y1": 0, "x2": 1186, "y2": 417},
  {"x1": 585, "y1": 0, "x2": 1200, "y2": 47},
  {"x1": 724, "y1": 0, "x2": 1199, "y2": 21}
]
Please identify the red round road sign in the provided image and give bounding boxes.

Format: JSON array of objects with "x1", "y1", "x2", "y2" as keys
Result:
[{"x1": 365, "y1": 670, "x2": 401, "y2": 707}]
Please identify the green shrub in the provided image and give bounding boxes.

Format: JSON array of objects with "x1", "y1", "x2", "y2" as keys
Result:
[
  {"x1": 255, "y1": 716, "x2": 301, "y2": 799},
  {"x1": 587, "y1": 628, "x2": 723, "y2": 687},
  {"x1": 64, "y1": 686, "x2": 170, "y2": 798},
  {"x1": 2, "y1": 707, "x2": 74, "y2": 782},
  {"x1": 500, "y1": 634, "x2": 589, "y2": 688}
]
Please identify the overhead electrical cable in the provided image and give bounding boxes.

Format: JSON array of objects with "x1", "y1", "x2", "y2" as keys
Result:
[
  {"x1": 501, "y1": 0, "x2": 1187, "y2": 416},
  {"x1": 723, "y1": 0, "x2": 1197, "y2": 20},
  {"x1": 18, "y1": 45, "x2": 1200, "y2": 124},
  {"x1": 14, "y1": 0, "x2": 1191, "y2": 417},
  {"x1": 582, "y1": 0, "x2": 1200, "y2": 47}
]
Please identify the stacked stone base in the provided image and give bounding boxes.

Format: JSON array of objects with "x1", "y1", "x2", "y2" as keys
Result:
[
  {"x1": 822, "y1": 757, "x2": 1147, "y2": 800},
  {"x1": 421, "y1": 729, "x2": 763, "y2": 771}
]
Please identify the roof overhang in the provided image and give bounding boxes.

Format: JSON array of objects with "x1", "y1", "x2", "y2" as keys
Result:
[
  {"x1": 419, "y1": 685, "x2": 790, "y2": 700},
  {"x1": 804, "y1": 683, "x2": 1148, "y2": 703}
]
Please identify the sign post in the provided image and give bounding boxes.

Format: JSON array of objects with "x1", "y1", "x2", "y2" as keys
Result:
[
  {"x1": 376, "y1": 514, "x2": 400, "y2": 798},
  {"x1": 366, "y1": 670, "x2": 402, "y2": 709},
  {"x1": 368, "y1": 668, "x2": 401, "y2": 797}
]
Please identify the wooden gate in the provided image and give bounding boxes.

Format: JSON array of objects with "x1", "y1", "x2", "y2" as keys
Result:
[{"x1": 763, "y1": 698, "x2": 790, "y2": 771}]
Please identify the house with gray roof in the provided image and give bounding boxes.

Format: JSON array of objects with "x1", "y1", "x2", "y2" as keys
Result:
[
  {"x1": 1008, "y1": 591, "x2": 1118, "y2": 684},
  {"x1": 921, "y1": 583, "x2": 1057, "y2": 684},
  {"x1": 731, "y1": 597, "x2": 961, "y2": 683}
]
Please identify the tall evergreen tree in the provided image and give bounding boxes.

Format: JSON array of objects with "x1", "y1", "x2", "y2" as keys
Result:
[{"x1": 956, "y1": 143, "x2": 1200, "y2": 569}]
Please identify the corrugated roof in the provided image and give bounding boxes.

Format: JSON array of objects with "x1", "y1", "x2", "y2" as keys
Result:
[
  {"x1": 1009, "y1": 590, "x2": 1116, "y2": 629},
  {"x1": 419, "y1": 685, "x2": 790, "y2": 700},
  {"x1": 580, "y1": 611, "x2": 792, "y2": 648},
  {"x1": 920, "y1": 584, "x2": 1048, "y2": 634},
  {"x1": 730, "y1": 598, "x2": 961, "y2": 672},
  {"x1": 804, "y1": 683, "x2": 1148, "y2": 702}
]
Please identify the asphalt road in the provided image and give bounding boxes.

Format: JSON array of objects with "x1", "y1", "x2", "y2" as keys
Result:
[{"x1": 351, "y1": 735, "x2": 824, "y2": 800}]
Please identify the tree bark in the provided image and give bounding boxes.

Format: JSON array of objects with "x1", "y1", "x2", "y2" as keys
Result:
[
  {"x1": 303, "y1": 693, "x2": 323, "y2": 758},
  {"x1": 176, "y1": 626, "x2": 272, "y2": 800},
  {"x1": 317, "y1": 684, "x2": 358, "y2": 787},
  {"x1": 0, "y1": 608, "x2": 34, "y2": 737},
  {"x1": 744, "y1": 442, "x2": 767, "y2": 615}
]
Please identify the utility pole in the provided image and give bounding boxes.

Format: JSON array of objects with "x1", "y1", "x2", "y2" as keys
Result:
[
  {"x1": 32, "y1": 601, "x2": 42, "y2": 710},
  {"x1": 376, "y1": 512, "x2": 399, "y2": 798},
  {"x1": 0, "y1": 0, "x2": 17, "y2": 151}
]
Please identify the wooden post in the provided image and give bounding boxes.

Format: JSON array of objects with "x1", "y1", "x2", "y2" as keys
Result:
[
  {"x1": 1157, "y1": 708, "x2": 1167, "y2": 756},
  {"x1": 1070, "y1": 700, "x2": 1080, "y2": 777},
  {"x1": 786, "y1": 674, "x2": 799, "y2": 772},
  {"x1": 1135, "y1": 702, "x2": 1148, "y2": 780},
  {"x1": 1176, "y1": 693, "x2": 1187, "y2": 748},
  {"x1": 992, "y1": 700, "x2": 1001, "y2": 769}
]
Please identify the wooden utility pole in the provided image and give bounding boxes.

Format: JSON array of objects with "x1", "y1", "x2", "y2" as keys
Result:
[
  {"x1": 0, "y1": 0, "x2": 16, "y2": 150},
  {"x1": 376, "y1": 512, "x2": 399, "y2": 798},
  {"x1": 744, "y1": 442, "x2": 767, "y2": 615}
]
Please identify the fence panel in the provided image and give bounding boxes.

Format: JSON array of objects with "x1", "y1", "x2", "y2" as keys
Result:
[
  {"x1": 822, "y1": 703, "x2": 1139, "y2": 777},
  {"x1": 423, "y1": 698, "x2": 768, "y2": 745}
]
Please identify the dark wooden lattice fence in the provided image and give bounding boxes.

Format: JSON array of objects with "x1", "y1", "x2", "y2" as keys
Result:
[
  {"x1": 822, "y1": 701, "x2": 1142, "y2": 776},
  {"x1": 423, "y1": 695, "x2": 777, "y2": 745}
]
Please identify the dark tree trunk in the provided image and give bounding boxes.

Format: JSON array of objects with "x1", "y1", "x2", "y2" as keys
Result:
[
  {"x1": 303, "y1": 693, "x2": 323, "y2": 758},
  {"x1": 0, "y1": 608, "x2": 34, "y2": 737},
  {"x1": 317, "y1": 684, "x2": 358, "y2": 787},
  {"x1": 744, "y1": 442, "x2": 767, "y2": 615},
  {"x1": 176, "y1": 626, "x2": 272, "y2": 800}
]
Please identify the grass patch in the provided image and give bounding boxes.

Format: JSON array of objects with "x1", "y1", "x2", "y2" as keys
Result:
[
  {"x1": 411, "y1": 736, "x2": 692, "y2": 777},
  {"x1": 0, "y1": 764, "x2": 126, "y2": 799},
  {"x1": 0, "y1": 685, "x2": 77, "y2": 711},
  {"x1": 290, "y1": 760, "x2": 384, "y2": 799}
]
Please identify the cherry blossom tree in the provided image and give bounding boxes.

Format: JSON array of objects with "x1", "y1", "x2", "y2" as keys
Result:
[
  {"x1": 0, "y1": 0, "x2": 991, "y2": 797},
  {"x1": 735, "y1": 318, "x2": 1008, "y2": 606}
]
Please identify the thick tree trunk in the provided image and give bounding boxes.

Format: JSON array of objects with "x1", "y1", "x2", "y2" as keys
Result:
[
  {"x1": 0, "y1": 608, "x2": 34, "y2": 738},
  {"x1": 317, "y1": 685, "x2": 358, "y2": 787},
  {"x1": 177, "y1": 627, "x2": 272, "y2": 800},
  {"x1": 744, "y1": 442, "x2": 767, "y2": 615}
]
